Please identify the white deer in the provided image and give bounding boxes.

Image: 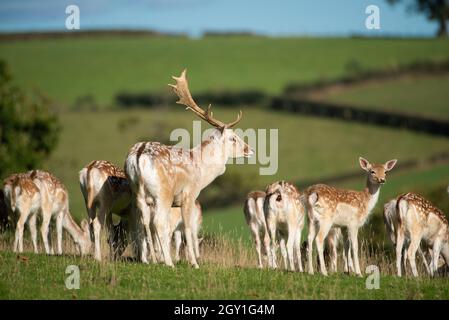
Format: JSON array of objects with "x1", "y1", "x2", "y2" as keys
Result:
[
  {"x1": 3, "y1": 173, "x2": 40, "y2": 253},
  {"x1": 28, "y1": 170, "x2": 91, "y2": 255},
  {"x1": 125, "y1": 70, "x2": 253, "y2": 267},
  {"x1": 264, "y1": 181, "x2": 305, "y2": 272},
  {"x1": 396, "y1": 192, "x2": 449, "y2": 277},
  {"x1": 80, "y1": 160, "x2": 203, "y2": 262},
  {"x1": 244, "y1": 190, "x2": 272, "y2": 268},
  {"x1": 383, "y1": 198, "x2": 431, "y2": 276},
  {"x1": 305, "y1": 157, "x2": 397, "y2": 276}
]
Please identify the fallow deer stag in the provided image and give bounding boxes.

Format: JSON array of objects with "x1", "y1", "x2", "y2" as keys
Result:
[
  {"x1": 264, "y1": 181, "x2": 305, "y2": 272},
  {"x1": 383, "y1": 198, "x2": 431, "y2": 276},
  {"x1": 244, "y1": 190, "x2": 272, "y2": 268},
  {"x1": 79, "y1": 160, "x2": 132, "y2": 261},
  {"x1": 80, "y1": 160, "x2": 204, "y2": 263},
  {"x1": 3, "y1": 173, "x2": 40, "y2": 253},
  {"x1": 396, "y1": 192, "x2": 449, "y2": 277},
  {"x1": 28, "y1": 170, "x2": 91, "y2": 255},
  {"x1": 125, "y1": 69, "x2": 253, "y2": 267},
  {"x1": 305, "y1": 157, "x2": 397, "y2": 276}
]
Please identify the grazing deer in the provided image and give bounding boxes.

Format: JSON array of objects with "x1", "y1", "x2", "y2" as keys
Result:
[
  {"x1": 3, "y1": 174, "x2": 40, "y2": 253},
  {"x1": 264, "y1": 181, "x2": 305, "y2": 272},
  {"x1": 305, "y1": 157, "x2": 397, "y2": 276},
  {"x1": 396, "y1": 193, "x2": 449, "y2": 277},
  {"x1": 125, "y1": 69, "x2": 253, "y2": 267},
  {"x1": 79, "y1": 160, "x2": 132, "y2": 261},
  {"x1": 28, "y1": 170, "x2": 91, "y2": 255},
  {"x1": 383, "y1": 198, "x2": 431, "y2": 276},
  {"x1": 244, "y1": 190, "x2": 272, "y2": 268}
]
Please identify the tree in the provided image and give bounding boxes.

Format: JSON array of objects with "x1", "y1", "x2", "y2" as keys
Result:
[
  {"x1": 387, "y1": 0, "x2": 449, "y2": 37},
  {"x1": 0, "y1": 60, "x2": 60, "y2": 180}
]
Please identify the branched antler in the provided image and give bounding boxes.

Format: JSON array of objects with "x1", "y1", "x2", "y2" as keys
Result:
[{"x1": 168, "y1": 69, "x2": 242, "y2": 128}]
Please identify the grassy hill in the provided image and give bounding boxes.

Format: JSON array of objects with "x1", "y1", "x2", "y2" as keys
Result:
[
  {"x1": 1, "y1": 36, "x2": 449, "y2": 106},
  {"x1": 308, "y1": 73, "x2": 449, "y2": 120}
]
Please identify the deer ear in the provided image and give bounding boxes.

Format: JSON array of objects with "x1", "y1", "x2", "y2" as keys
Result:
[
  {"x1": 359, "y1": 157, "x2": 371, "y2": 171},
  {"x1": 384, "y1": 159, "x2": 397, "y2": 172}
]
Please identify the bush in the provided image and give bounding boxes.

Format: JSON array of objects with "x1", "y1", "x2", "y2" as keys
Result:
[{"x1": 0, "y1": 60, "x2": 60, "y2": 179}]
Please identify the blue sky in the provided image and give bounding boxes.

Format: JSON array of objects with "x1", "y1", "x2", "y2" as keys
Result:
[{"x1": 0, "y1": 0, "x2": 438, "y2": 37}]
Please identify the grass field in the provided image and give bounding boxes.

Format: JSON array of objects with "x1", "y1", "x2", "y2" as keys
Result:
[
  {"x1": 0, "y1": 239, "x2": 448, "y2": 299},
  {"x1": 1, "y1": 37, "x2": 449, "y2": 106},
  {"x1": 1, "y1": 36, "x2": 449, "y2": 299},
  {"x1": 310, "y1": 73, "x2": 449, "y2": 120}
]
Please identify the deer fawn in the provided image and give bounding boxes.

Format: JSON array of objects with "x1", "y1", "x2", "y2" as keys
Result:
[
  {"x1": 383, "y1": 198, "x2": 431, "y2": 276},
  {"x1": 125, "y1": 70, "x2": 253, "y2": 268},
  {"x1": 264, "y1": 181, "x2": 305, "y2": 272},
  {"x1": 396, "y1": 192, "x2": 449, "y2": 277},
  {"x1": 244, "y1": 190, "x2": 272, "y2": 268},
  {"x1": 3, "y1": 173, "x2": 40, "y2": 253},
  {"x1": 28, "y1": 170, "x2": 91, "y2": 255},
  {"x1": 79, "y1": 160, "x2": 132, "y2": 261},
  {"x1": 305, "y1": 157, "x2": 397, "y2": 276}
]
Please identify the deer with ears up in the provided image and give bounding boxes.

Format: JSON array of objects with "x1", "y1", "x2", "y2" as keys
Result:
[
  {"x1": 305, "y1": 157, "x2": 397, "y2": 276},
  {"x1": 125, "y1": 70, "x2": 253, "y2": 267}
]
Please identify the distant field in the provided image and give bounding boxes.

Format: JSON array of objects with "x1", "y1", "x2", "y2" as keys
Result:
[
  {"x1": 43, "y1": 108, "x2": 449, "y2": 222},
  {"x1": 0, "y1": 37, "x2": 449, "y2": 106},
  {"x1": 310, "y1": 74, "x2": 449, "y2": 120}
]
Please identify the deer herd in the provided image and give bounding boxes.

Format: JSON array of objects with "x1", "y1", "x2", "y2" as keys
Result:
[{"x1": 1, "y1": 70, "x2": 448, "y2": 278}]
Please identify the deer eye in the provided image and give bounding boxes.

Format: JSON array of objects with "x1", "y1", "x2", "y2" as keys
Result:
[
  {"x1": 370, "y1": 170, "x2": 375, "y2": 174},
  {"x1": 276, "y1": 194, "x2": 282, "y2": 202}
]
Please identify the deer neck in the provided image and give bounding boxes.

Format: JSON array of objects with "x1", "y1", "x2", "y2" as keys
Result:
[
  {"x1": 63, "y1": 212, "x2": 85, "y2": 244},
  {"x1": 192, "y1": 138, "x2": 228, "y2": 190},
  {"x1": 364, "y1": 177, "x2": 381, "y2": 215}
]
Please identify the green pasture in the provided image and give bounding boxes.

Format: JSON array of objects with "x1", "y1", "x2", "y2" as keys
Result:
[{"x1": 1, "y1": 36, "x2": 449, "y2": 106}]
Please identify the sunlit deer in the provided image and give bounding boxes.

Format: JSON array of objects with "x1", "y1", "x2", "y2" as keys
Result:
[
  {"x1": 396, "y1": 192, "x2": 449, "y2": 277},
  {"x1": 325, "y1": 227, "x2": 354, "y2": 274},
  {"x1": 383, "y1": 198, "x2": 431, "y2": 276},
  {"x1": 125, "y1": 70, "x2": 253, "y2": 268},
  {"x1": 79, "y1": 160, "x2": 132, "y2": 261},
  {"x1": 80, "y1": 160, "x2": 203, "y2": 262},
  {"x1": 3, "y1": 173, "x2": 40, "y2": 253},
  {"x1": 28, "y1": 170, "x2": 91, "y2": 255},
  {"x1": 244, "y1": 190, "x2": 272, "y2": 268},
  {"x1": 305, "y1": 157, "x2": 397, "y2": 276},
  {"x1": 264, "y1": 181, "x2": 305, "y2": 272}
]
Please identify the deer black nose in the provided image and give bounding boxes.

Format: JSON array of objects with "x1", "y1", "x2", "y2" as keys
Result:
[{"x1": 379, "y1": 178, "x2": 386, "y2": 184}]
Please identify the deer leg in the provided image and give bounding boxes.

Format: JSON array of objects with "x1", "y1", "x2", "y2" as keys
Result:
[
  {"x1": 191, "y1": 215, "x2": 201, "y2": 260},
  {"x1": 316, "y1": 220, "x2": 332, "y2": 276},
  {"x1": 55, "y1": 210, "x2": 64, "y2": 255},
  {"x1": 136, "y1": 193, "x2": 155, "y2": 264},
  {"x1": 40, "y1": 206, "x2": 53, "y2": 255},
  {"x1": 327, "y1": 230, "x2": 338, "y2": 273},
  {"x1": 174, "y1": 230, "x2": 182, "y2": 263},
  {"x1": 286, "y1": 229, "x2": 296, "y2": 272},
  {"x1": 28, "y1": 212, "x2": 38, "y2": 253},
  {"x1": 295, "y1": 228, "x2": 303, "y2": 272},
  {"x1": 307, "y1": 219, "x2": 317, "y2": 274},
  {"x1": 14, "y1": 209, "x2": 29, "y2": 253},
  {"x1": 348, "y1": 226, "x2": 361, "y2": 276},
  {"x1": 395, "y1": 229, "x2": 405, "y2": 277},
  {"x1": 262, "y1": 226, "x2": 272, "y2": 268},
  {"x1": 181, "y1": 198, "x2": 198, "y2": 268},
  {"x1": 266, "y1": 220, "x2": 278, "y2": 269},
  {"x1": 407, "y1": 235, "x2": 421, "y2": 277},
  {"x1": 250, "y1": 224, "x2": 263, "y2": 268},
  {"x1": 418, "y1": 246, "x2": 431, "y2": 275},
  {"x1": 154, "y1": 198, "x2": 174, "y2": 268},
  {"x1": 431, "y1": 239, "x2": 442, "y2": 277},
  {"x1": 280, "y1": 237, "x2": 288, "y2": 270}
]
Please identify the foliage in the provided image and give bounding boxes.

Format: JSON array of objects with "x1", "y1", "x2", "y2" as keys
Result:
[
  {"x1": 387, "y1": 0, "x2": 449, "y2": 37},
  {"x1": 0, "y1": 60, "x2": 60, "y2": 179}
]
